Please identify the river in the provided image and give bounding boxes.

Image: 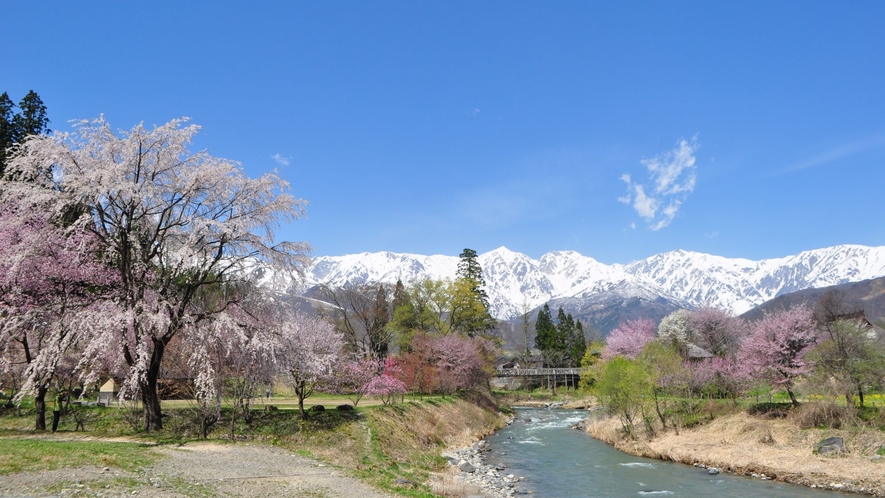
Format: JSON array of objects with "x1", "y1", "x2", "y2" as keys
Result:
[{"x1": 481, "y1": 408, "x2": 852, "y2": 497}]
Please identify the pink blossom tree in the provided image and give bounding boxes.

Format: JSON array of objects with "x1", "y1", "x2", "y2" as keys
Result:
[
  {"x1": 5, "y1": 117, "x2": 310, "y2": 431},
  {"x1": 704, "y1": 356, "x2": 753, "y2": 403},
  {"x1": 741, "y1": 306, "x2": 817, "y2": 406},
  {"x1": 332, "y1": 357, "x2": 383, "y2": 407},
  {"x1": 365, "y1": 357, "x2": 406, "y2": 405},
  {"x1": 276, "y1": 312, "x2": 344, "y2": 419},
  {"x1": 0, "y1": 196, "x2": 115, "y2": 430},
  {"x1": 605, "y1": 318, "x2": 657, "y2": 359}
]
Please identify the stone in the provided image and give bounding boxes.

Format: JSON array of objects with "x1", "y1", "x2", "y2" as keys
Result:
[
  {"x1": 458, "y1": 460, "x2": 476, "y2": 473},
  {"x1": 815, "y1": 436, "x2": 845, "y2": 455},
  {"x1": 707, "y1": 468, "x2": 720, "y2": 475},
  {"x1": 309, "y1": 404, "x2": 325, "y2": 412},
  {"x1": 336, "y1": 404, "x2": 354, "y2": 411}
]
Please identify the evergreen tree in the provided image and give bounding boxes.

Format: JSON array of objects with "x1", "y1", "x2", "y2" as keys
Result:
[
  {"x1": 12, "y1": 91, "x2": 49, "y2": 143},
  {"x1": 453, "y1": 248, "x2": 496, "y2": 337},
  {"x1": 0, "y1": 93, "x2": 14, "y2": 176},
  {"x1": 570, "y1": 321, "x2": 587, "y2": 368},
  {"x1": 534, "y1": 303, "x2": 559, "y2": 366},
  {"x1": 0, "y1": 90, "x2": 50, "y2": 178}
]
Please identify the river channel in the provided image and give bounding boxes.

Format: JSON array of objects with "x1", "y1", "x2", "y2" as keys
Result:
[{"x1": 481, "y1": 408, "x2": 852, "y2": 497}]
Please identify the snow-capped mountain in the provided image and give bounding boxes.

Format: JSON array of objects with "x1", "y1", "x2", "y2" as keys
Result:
[{"x1": 301, "y1": 244, "x2": 885, "y2": 320}]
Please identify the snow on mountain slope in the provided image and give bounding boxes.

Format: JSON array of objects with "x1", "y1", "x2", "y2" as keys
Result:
[{"x1": 301, "y1": 245, "x2": 885, "y2": 319}]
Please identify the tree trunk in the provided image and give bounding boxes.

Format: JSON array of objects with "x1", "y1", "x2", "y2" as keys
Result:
[
  {"x1": 296, "y1": 380, "x2": 308, "y2": 420},
  {"x1": 787, "y1": 388, "x2": 800, "y2": 407},
  {"x1": 857, "y1": 384, "x2": 865, "y2": 408},
  {"x1": 139, "y1": 338, "x2": 167, "y2": 432},
  {"x1": 34, "y1": 385, "x2": 48, "y2": 431},
  {"x1": 652, "y1": 388, "x2": 667, "y2": 429}
]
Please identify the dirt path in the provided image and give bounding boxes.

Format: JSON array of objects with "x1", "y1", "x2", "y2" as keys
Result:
[{"x1": 0, "y1": 440, "x2": 394, "y2": 497}]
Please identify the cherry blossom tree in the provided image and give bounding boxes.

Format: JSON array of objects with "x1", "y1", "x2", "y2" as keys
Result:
[
  {"x1": 5, "y1": 117, "x2": 310, "y2": 431},
  {"x1": 365, "y1": 357, "x2": 406, "y2": 405},
  {"x1": 705, "y1": 356, "x2": 753, "y2": 403},
  {"x1": 605, "y1": 318, "x2": 656, "y2": 359},
  {"x1": 276, "y1": 312, "x2": 344, "y2": 419},
  {"x1": 741, "y1": 306, "x2": 817, "y2": 406},
  {"x1": 184, "y1": 286, "x2": 280, "y2": 436},
  {"x1": 0, "y1": 196, "x2": 114, "y2": 430},
  {"x1": 658, "y1": 309, "x2": 691, "y2": 346},
  {"x1": 331, "y1": 357, "x2": 383, "y2": 407},
  {"x1": 687, "y1": 307, "x2": 746, "y2": 357}
]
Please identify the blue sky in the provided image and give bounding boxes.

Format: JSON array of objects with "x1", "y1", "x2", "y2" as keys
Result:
[{"x1": 4, "y1": 2, "x2": 885, "y2": 264}]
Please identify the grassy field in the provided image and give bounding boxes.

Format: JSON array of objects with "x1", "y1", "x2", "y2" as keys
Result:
[{"x1": 0, "y1": 438, "x2": 160, "y2": 475}]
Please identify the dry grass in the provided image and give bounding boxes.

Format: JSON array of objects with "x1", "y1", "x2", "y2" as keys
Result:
[
  {"x1": 586, "y1": 410, "x2": 885, "y2": 495},
  {"x1": 369, "y1": 398, "x2": 506, "y2": 466},
  {"x1": 428, "y1": 466, "x2": 482, "y2": 498}
]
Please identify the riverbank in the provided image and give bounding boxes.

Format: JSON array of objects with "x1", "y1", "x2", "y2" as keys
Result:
[{"x1": 585, "y1": 411, "x2": 885, "y2": 496}]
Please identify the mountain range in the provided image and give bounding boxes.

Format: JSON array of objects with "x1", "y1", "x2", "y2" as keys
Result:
[{"x1": 294, "y1": 245, "x2": 885, "y2": 336}]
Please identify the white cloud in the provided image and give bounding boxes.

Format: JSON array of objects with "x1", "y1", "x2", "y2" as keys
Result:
[
  {"x1": 632, "y1": 185, "x2": 658, "y2": 220},
  {"x1": 620, "y1": 138, "x2": 699, "y2": 230},
  {"x1": 271, "y1": 153, "x2": 291, "y2": 167}
]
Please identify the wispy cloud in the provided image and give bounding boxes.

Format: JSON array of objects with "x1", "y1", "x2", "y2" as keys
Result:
[
  {"x1": 271, "y1": 153, "x2": 291, "y2": 167},
  {"x1": 619, "y1": 138, "x2": 699, "y2": 230},
  {"x1": 775, "y1": 131, "x2": 885, "y2": 175}
]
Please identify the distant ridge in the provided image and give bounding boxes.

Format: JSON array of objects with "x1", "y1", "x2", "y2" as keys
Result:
[
  {"x1": 301, "y1": 245, "x2": 885, "y2": 323},
  {"x1": 740, "y1": 276, "x2": 885, "y2": 325}
]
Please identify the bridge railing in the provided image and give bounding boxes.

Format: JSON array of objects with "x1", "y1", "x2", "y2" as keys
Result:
[{"x1": 494, "y1": 368, "x2": 582, "y2": 377}]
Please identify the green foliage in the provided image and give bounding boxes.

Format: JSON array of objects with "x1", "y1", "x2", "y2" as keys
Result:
[
  {"x1": 578, "y1": 340, "x2": 606, "y2": 389},
  {"x1": 809, "y1": 318, "x2": 885, "y2": 407},
  {"x1": 593, "y1": 356, "x2": 652, "y2": 436}
]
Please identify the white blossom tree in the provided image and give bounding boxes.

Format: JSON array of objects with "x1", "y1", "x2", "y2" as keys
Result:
[
  {"x1": 5, "y1": 117, "x2": 310, "y2": 431},
  {"x1": 276, "y1": 312, "x2": 344, "y2": 420}
]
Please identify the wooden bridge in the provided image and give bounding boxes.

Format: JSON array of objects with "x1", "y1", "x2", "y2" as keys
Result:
[{"x1": 494, "y1": 368, "x2": 582, "y2": 377}]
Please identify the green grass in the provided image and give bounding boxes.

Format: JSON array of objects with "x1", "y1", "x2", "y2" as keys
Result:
[
  {"x1": 0, "y1": 439, "x2": 160, "y2": 475},
  {"x1": 0, "y1": 392, "x2": 503, "y2": 498}
]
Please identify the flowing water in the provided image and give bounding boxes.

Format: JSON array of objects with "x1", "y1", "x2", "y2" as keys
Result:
[{"x1": 482, "y1": 408, "x2": 851, "y2": 497}]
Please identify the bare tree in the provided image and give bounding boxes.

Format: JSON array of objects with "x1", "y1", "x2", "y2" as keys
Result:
[{"x1": 318, "y1": 283, "x2": 391, "y2": 359}]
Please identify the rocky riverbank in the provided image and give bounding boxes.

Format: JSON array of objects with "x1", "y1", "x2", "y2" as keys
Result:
[
  {"x1": 585, "y1": 411, "x2": 885, "y2": 496},
  {"x1": 442, "y1": 421, "x2": 533, "y2": 497}
]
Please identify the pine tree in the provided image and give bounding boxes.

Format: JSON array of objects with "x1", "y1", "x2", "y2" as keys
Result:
[
  {"x1": 0, "y1": 90, "x2": 50, "y2": 178},
  {"x1": 453, "y1": 248, "x2": 496, "y2": 337},
  {"x1": 570, "y1": 320, "x2": 587, "y2": 367},
  {"x1": 12, "y1": 91, "x2": 49, "y2": 143},
  {"x1": 534, "y1": 303, "x2": 559, "y2": 366},
  {"x1": 0, "y1": 93, "x2": 14, "y2": 176}
]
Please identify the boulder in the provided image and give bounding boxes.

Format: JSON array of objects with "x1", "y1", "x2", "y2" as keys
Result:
[
  {"x1": 458, "y1": 460, "x2": 476, "y2": 473},
  {"x1": 309, "y1": 404, "x2": 325, "y2": 412},
  {"x1": 336, "y1": 404, "x2": 354, "y2": 411},
  {"x1": 815, "y1": 436, "x2": 845, "y2": 455}
]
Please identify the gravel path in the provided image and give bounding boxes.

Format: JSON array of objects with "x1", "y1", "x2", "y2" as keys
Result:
[{"x1": 0, "y1": 440, "x2": 394, "y2": 497}]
